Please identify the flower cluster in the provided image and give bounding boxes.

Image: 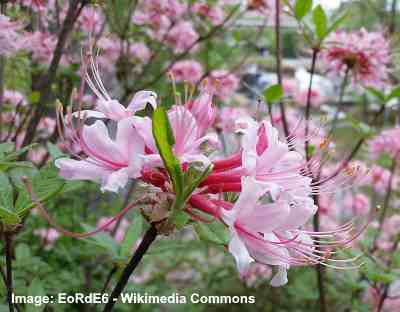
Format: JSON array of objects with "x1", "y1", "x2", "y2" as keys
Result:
[
  {"x1": 320, "y1": 29, "x2": 391, "y2": 87},
  {"x1": 55, "y1": 58, "x2": 365, "y2": 287}
]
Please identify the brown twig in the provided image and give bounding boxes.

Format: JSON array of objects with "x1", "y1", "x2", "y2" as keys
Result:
[
  {"x1": 22, "y1": 0, "x2": 87, "y2": 148},
  {"x1": 103, "y1": 225, "x2": 158, "y2": 312}
]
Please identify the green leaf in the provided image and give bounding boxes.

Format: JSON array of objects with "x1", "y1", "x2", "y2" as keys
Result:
[
  {"x1": 2, "y1": 143, "x2": 37, "y2": 162},
  {"x1": 365, "y1": 87, "x2": 386, "y2": 102},
  {"x1": 0, "y1": 143, "x2": 15, "y2": 158},
  {"x1": 26, "y1": 278, "x2": 46, "y2": 312},
  {"x1": 0, "y1": 172, "x2": 13, "y2": 210},
  {"x1": 15, "y1": 163, "x2": 65, "y2": 216},
  {"x1": 313, "y1": 5, "x2": 328, "y2": 40},
  {"x1": 29, "y1": 91, "x2": 41, "y2": 104},
  {"x1": 152, "y1": 107, "x2": 183, "y2": 195},
  {"x1": 47, "y1": 142, "x2": 65, "y2": 159},
  {"x1": 294, "y1": 0, "x2": 313, "y2": 20},
  {"x1": 183, "y1": 165, "x2": 213, "y2": 201},
  {"x1": 170, "y1": 210, "x2": 190, "y2": 230},
  {"x1": 264, "y1": 84, "x2": 284, "y2": 103},
  {"x1": 81, "y1": 224, "x2": 119, "y2": 255},
  {"x1": 0, "y1": 206, "x2": 20, "y2": 225},
  {"x1": 15, "y1": 243, "x2": 32, "y2": 260},
  {"x1": 120, "y1": 216, "x2": 143, "y2": 258},
  {"x1": 326, "y1": 11, "x2": 349, "y2": 36},
  {"x1": 387, "y1": 86, "x2": 400, "y2": 101},
  {"x1": 194, "y1": 221, "x2": 230, "y2": 245}
]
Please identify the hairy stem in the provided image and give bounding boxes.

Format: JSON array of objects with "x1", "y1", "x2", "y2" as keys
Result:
[
  {"x1": 5, "y1": 232, "x2": 14, "y2": 312},
  {"x1": 103, "y1": 225, "x2": 158, "y2": 312},
  {"x1": 275, "y1": 0, "x2": 289, "y2": 138}
]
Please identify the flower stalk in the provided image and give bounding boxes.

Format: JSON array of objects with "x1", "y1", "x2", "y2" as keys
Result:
[{"x1": 103, "y1": 225, "x2": 158, "y2": 312}]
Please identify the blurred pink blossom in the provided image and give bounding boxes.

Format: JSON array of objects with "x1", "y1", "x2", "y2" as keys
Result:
[
  {"x1": 166, "y1": 21, "x2": 199, "y2": 53},
  {"x1": 241, "y1": 263, "x2": 272, "y2": 287},
  {"x1": 294, "y1": 89, "x2": 324, "y2": 108},
  {"x1": 344, "y1": 193, "x2": 370, "y2": 216},
  {"x1": 369, "y1": 127, "x2": 400, "y2": 160},
  {"x1": 170, "y1": 60, "x2": 203, "y2": 84},
  {"x1": 78, "y1": 7, "x2": 104, "y2": 34},
  {"x1": 217, "y1": 107, "x2": 250, "y2": 133},
  {"x1": 3, "y1": 90, "x2": 27, "y2": 106},
  {"x1": 192, "y1": 2, "x2": 224, "y2": 25},
  {"x1": 208, "y1": 70, "x2": 239, "y2": 100},
  {"x1": 0, "y1": 14, "x2": 25, "y2": 56},
  {"x1": 321, "y1": 29, "x2": 391, "y2": 87},
  {"x1": 97, "y1": 217, "x2": 130, "y2": 242},
  {"x1": 34, "y1": 228, "x2": 60, "y2": 249}
]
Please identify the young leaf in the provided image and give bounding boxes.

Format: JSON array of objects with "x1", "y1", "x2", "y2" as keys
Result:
[
  {"x1": 264, "y1": 84, "x2": 284, "y2": 103},
  {"x1": 294, "y1": 0, "x2": 313, "y2": 20},
  {"x1": 387, "y1": 87, "x2": 400, "y2": 101},
  {"x1": 365, "y1": 87, "x2": 386, "y2": 102},
  {"x1": 313, "y1": 5, "x2": 328, "y2": 40},
  {"x1": 0, "y1": 206, "x2": 20, "y2": 225},
  {"x1": 152, "y1": 107, "x2": 183, "y2": 195},
  {"x1": 0, "y1": 172, "x2": 13, "y2": 210},
  {"x1": 326, "y1": 11, "x2": 349, "y2": 36},
  {"x1": 194, "y1": 221, "x2": 230, "y2": 245},
  {"x1": 183, "y1": 165, "x2": 213, "y2": 202},
  {"x1": 170, "y1": 210, "x2": 190, "y2": 229}
]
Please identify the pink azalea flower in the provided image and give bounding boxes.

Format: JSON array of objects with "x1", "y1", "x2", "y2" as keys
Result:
[
  {"x1": 25, "y1": 31, "x2": 68, "y2": 65},
  {"x1": 170, "y1": 60, "x2": 203, "y2": 84},
  {"x1": 0, "y1": 14, "x2": 25, "y2": 56},
  {"x1": 55, "y1": 118, "x2": 145, "y2": 193},
  {"x1": 208, "y1": 70, "x2": 240, "y2": 100},
  {"x1": 248, "y1": 0, "x2": 280, "y2": 17},
  {"x1": 133, "y1": 105, "x2": 218, "y2": 169},
  {"x1": 78, "y1": 7, "x2": 104, "y2": 34},
  {"x1": 241, "y1": 263, "x2": 272, "y2": 287},
  {"x1": 220, "y1": 176, "x2": 316, "y2": 287},
  {"x1": 344, "y1": 193, "x2": 370, "y2": 216},
  {"x1": 186, "y1": 87, "x2": 217, "y2": 135},
  {"x1": 34, "y1": 228, "x2": 60, "y2": 249},
  {"x1": 97, "y1": 37, "x2": 151, "y2": 70},
  {"x1": 37, "y1": 117, "x2": 56, "y2": 137},
  {"x1": 129, "y1": 42, "x2": 151, "y2": 63},
  {"x1": 369, "y1": 127, "x2": 400, "y2": 160},
  {"x1": 3, "y1": 90, "x2": 27, "y2": 106},
  {"x1": 28, "y1": 146, "x2": 48, "y2": 165},
  {"x1": 320, "y1": 29, "x2": 391, "y2": 87},
  {"x1": 216, "y1": 107, "x2": 251, "y2": 133},
  {"x1": 166, "y1": 21, "x2": 199, "y2": 53},
  {"x1": 282, "y1": 78, "x2": 298, "y2": 96},
  {"x1": 238, "y1": 118, "x2": 314, "y2": 203},
  {"x1": 22, "y1": 0, "x2": 50, "y2": 13},
  {"x1": 367, "y1": 165, "x2": 395, "y2": 195},
  {"x1": 97, "y1": 217, "x2": 130, "y2": 242},
  {"x1": 294, "y1": 89, "x2": 324, "y2": 108},
  {"x1": 192, "y1": 2, "x2": 224, "y2": 25},
  {"x1": 75, "y1": 62, "x2": 157, "y2": 121}
]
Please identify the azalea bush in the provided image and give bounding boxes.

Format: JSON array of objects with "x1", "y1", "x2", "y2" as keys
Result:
[{"x1": 0, "y1": 0, "x2": 400, "y2": 311}]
